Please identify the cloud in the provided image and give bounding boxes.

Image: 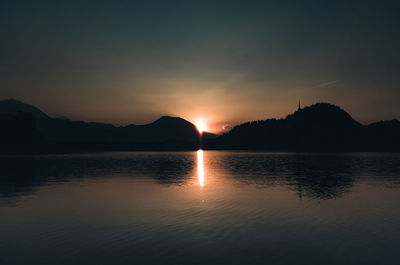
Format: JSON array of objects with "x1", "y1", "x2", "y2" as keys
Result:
[{"x1": 309, "y1": 80, "x2": 341, "y2": 89}]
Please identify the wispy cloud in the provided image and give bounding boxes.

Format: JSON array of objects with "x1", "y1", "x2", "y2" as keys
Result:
[{"x1": 309, "y1": 80, "x2": 341, "y2": 89}]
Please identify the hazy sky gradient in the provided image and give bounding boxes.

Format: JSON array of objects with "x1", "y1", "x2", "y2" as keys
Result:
[{"x1": 1, "y1": 0, "x2": 399, "y2": 132}]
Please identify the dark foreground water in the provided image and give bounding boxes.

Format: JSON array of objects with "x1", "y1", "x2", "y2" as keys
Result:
[{"x1": 1, "y1": 151, "x2": 400, "y2": 265}]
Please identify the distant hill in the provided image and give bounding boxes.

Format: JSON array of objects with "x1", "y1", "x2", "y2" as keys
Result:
[
  {"x1": 206, "y1": 103, "x2": 400, "y2": 151},
  {"x1": 1, "y1": 100, "x2": 399, "y2": 153},
  {"x1": 0, "y1": 99, "x2": 49, "y2": 118},
  {"x1": 36, "y1": 115, "x2": 200, "y2": 143},
  {"x1": 362, "y1": 119, "x2": 400, "y2": 150},
  {"x1": 0, "y1": 99, "x2": 204, "y2": 153}
]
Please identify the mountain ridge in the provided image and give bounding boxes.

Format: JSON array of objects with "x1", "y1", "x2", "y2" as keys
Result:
[
  {"x1": 0, "y1": 99, "x2": 204, "y2": 153},
  {"x1": 207, "y1": 103, "x2": 399, "y2": 151},
  {"x1": 0, "y1": 99, "x2": 49, "y2": 119},
  {"x1": 0, "y1": 99, "x2": 399, "y2": 153}
]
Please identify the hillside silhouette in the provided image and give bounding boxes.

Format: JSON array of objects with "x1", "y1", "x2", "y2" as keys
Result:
[
  {"x1": 206, "y1": 103, "x2": 400, "y2": 151},
  {"x1": 0, "y1": 99, "x2": 205, "y2": 153},
  {"x1": 0, "y1": 99, "x2": 49, "y2": 118},
  {"x1": 37, "y1": 115, "x2": 199, "y2": 143},
  {"x1": 0, "y1": 100, "x2": 399, "y2": 153}
]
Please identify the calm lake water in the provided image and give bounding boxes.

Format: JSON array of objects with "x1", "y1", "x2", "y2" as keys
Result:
[{"x1": 1, "y1": 151, "x2": 400, "y2": 265}]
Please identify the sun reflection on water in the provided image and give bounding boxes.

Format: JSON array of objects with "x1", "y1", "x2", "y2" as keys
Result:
[{"x1": 197, "y1": 149, "x2": 205, "y2": 187}]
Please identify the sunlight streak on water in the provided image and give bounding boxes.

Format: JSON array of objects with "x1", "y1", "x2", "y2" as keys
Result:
[{"x1": 197, "y1": 149, "x2": 205, "y2": 187}]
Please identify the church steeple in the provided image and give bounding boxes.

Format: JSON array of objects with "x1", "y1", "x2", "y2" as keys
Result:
[{"x1": 298, "y1": 100, "x2": 301, "y2": 111}]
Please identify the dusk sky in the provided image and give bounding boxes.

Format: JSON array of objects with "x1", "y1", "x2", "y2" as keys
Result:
[{"x1": 1, "y1": 0, "x2": 399, "y2": 133}]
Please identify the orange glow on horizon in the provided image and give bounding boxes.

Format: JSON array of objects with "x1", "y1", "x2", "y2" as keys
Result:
[{"x1": 195, "y1": 119, "x2": 207, "y2": 134}]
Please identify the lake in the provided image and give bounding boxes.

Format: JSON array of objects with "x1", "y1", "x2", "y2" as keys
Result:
[{"x1": 1, "y1": 151, "x2": 400, "y2": 265}]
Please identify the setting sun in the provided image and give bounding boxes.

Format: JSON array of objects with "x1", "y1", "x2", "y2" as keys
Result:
[{"x1": 196, "y1": 119, "x2": 207, "y2": 133}]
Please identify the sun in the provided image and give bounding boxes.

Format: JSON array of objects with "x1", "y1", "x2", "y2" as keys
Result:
[{"x1": 196, "y1": 119, "x2": 207, "y2": 133}]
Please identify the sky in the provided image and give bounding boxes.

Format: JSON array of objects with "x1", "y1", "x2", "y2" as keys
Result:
[{"x1": 1, "y1": 0, "x2": 399, "y2": 133}]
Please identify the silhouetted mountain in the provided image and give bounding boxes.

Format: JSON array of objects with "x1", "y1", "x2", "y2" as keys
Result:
[
  {"x1": 362, "y1": 119, "x2": 400, "y2": 151},
  {"x1": 35, "y1": 115, "x2": 200, "y2": 143},
  {"x1": 0, "y1": 99, "x2": 49, "y2": 118},
  {"x1": 126, "y1": 116, "x2": 200, "y2": 142},
  {"x1": 207, "y1": 103, "x2": 399, "y2": 151},
  {"x1": 0, "y1": 100, "x2": 202, "y2": 153},
  {"x1": 1, "y1": 100, "x2": 399, "y2": 153}
]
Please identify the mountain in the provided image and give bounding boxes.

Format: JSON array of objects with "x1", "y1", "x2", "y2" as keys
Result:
[
  {"x1": 1, "y1": 100, "x2": 399, "y2": 153},
  {"x1": 0, "y1": 100, "x2": 202, "y2": 153},
  {"x1": 0, "y1": 99, "x2": 49, "y2": 118},
  {"x1": 125, "y1": 116, "x2": 200, "y2": 142},
  {"x1": 206, "y1": 103, "x2": 399, "y2": 151},
  {"x1": 36, "y1": 115, "x2": 200, "y2": 143},
  {"x1": 362, "y1": 119, "x2": 400, "y2": 151}
]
